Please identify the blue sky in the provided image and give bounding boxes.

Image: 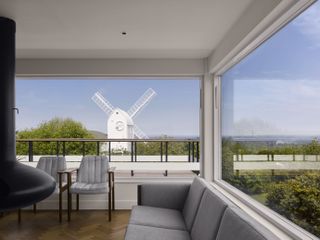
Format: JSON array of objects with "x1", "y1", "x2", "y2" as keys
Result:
[
  {"x1": 16, "y1": 79, "x2": 200, "y2": 137},
  {"x1": 222, "y1": 1, "x2": 320, "y2": 136}
]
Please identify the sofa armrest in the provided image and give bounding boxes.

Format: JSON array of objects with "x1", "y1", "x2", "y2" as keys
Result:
[{"x1": 138, "y1": 183, "x2": 191, "y2": 211}]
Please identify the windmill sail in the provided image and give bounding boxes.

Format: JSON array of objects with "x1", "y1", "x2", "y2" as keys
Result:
[
  {"x1": 134, "y1": 125, "x2": 149, "y2": 139},
  {"x1": 128, "y1": 88, "x2": 156, "y2": 119},
  {"x1": 92, "y1": 92, "x2": 115, "y2": 116}
]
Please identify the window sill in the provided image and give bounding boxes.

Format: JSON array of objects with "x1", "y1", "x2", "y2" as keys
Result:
[{"x1": 211, "y1": 180, "x2": 318, "y2": 240}]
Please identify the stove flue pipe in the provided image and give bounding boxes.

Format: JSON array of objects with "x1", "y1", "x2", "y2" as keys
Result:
[{"x1": 0, "y1": 17, "x2": 55, "y2": 210}]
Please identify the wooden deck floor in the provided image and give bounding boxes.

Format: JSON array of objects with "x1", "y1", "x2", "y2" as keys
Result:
[{"x1": 0, "y1": 210, "x2": 130, "y2": 240}]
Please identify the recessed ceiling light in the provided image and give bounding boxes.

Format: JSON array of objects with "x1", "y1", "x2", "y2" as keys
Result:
[{"x1": 122, "y1": 32, "x2": 127, "y2": 35}]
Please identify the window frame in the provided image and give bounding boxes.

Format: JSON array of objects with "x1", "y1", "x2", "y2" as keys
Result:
[{"x1": 212, "y1": 0, "x2": 320, "y2": 239}]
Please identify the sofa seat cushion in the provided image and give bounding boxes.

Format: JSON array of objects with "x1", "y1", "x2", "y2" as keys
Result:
[
  {"x1": 125, "y1": 224, "x2": 191, "y2": 240},
  {"x1": 216, "y1": 207, "x2": 280, "y2": 240},
  {"x1": 129, "y1": 206, "x2": 187, "y2": 231}
]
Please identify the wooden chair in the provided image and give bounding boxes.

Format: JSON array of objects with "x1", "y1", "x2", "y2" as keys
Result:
[
  {"x1": 18, "y1": 156, "x2": 68, "y2": 222},
  {"x1": 67, "y1": 156, "x2": 115, "y2": 221}
]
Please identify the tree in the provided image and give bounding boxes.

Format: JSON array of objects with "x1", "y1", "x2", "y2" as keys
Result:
[
  {"x1": 221, "y1": 138, "x2": 235, "y2": 181},
  {"x1": 16, "y1": 118, "x2": 96, "y2": 155},
  {"x1": 302, "y1": 138, "x2": 320, "y2": 155}
]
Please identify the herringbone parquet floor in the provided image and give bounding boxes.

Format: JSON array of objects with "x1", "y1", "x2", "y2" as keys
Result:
[{"x1": 0, "y1": 210, "x2": 130, "y2": 240}]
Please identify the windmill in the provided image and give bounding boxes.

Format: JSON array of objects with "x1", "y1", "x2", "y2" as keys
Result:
[{"x1": 92, "y1": 88, "x2": 157, "y2": 151}]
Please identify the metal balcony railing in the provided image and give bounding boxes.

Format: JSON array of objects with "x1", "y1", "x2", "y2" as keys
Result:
[{"x1": 16, "y1": 138, "x2": 200, "y2": 163}]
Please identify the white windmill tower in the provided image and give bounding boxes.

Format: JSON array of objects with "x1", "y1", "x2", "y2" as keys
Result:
[{"x1": 92, "y1": 88, "x2": 157, "y2": 151}]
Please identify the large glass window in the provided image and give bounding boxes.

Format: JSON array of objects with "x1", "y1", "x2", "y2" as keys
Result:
[
  {"x1": 221, "y1": 1, "x2": 320, "y2": 237},
  {"x1": 16, "y1": 78, "x2": 200, "y2": 176}
]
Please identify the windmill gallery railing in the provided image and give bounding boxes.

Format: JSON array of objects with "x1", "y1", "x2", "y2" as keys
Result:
[{"x1": 16, "y1": 138, "x2": 200, "y2": 176}]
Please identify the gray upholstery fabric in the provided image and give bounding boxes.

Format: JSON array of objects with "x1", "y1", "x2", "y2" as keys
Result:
[
  {"x1": 78, "y1": 156, "x2": 108, "y2": 183},
  {"x1": 216, "y1": 207, "x2": 280, "y2": 240},
  {"x1": 70, "y1": 156, "x2": 110, "y2": 194},
  {"x1": 70, "y1": 182, "x2": 108, "y2": 194},
  {"x1": 182, "y1": 177, "x2": 207, "y2": 230},
  {"x1": 190, "y1": 189, "x2": 228, "y2": 240},
  {"x1": 125, "y1": 177, "x2": 280, "y2": 240},
  {"x1": 206, "y1": 185, "x2": 236, "y2": 206},
  {"x1": 129, "y1": 206, "x2": 186, "y2": 231},
  {"x1": 37, "y1": 156, "x2": 66, "y2": 182},
  {"x1": 139, "y1": 183, "x2": 190, "y2": 210},
  {"x1": 125, "y1": 224, "x2": 191, "y2": 240}
]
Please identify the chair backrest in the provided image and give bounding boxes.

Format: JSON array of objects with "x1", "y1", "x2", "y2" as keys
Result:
[
  {"x1": 36, "y1": 156, "x2": 67, "y2": 182},
  {"x1": 78, "y1": 156, "x2": 109, "y2": 184}
]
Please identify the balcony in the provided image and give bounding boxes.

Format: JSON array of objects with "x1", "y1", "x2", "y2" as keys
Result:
[{"x1": 16, "y1": 138, "x2": 200, "y2": 178}]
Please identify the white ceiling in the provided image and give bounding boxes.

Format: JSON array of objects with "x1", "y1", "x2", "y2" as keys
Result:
[{"x1": 0, "y1": 0, "x2": 255, "y2": 59}]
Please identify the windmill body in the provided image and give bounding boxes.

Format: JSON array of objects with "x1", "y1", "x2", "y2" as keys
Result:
[
  {"x1": 92, "y1": 88, "x2": 156, "y2": 152},
  {"x1": 107, "y1": 108, "x2": 133, "y2": 150}
]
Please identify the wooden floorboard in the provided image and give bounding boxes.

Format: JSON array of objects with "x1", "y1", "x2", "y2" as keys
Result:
[{"x1": 0, "y1": 210, "x2": 130, "y2": 240}]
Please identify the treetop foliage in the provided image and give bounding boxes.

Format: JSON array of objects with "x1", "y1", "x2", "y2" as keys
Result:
[
  {"x1": 16, "y1": 118, "x2": 96, "y2": 155},
  {"x1": 17, "y1": 117, "x2": 94, "y2": 139}
]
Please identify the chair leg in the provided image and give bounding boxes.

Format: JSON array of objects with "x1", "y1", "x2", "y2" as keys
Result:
[
  {"x1": 112, "y1": 185, "x2": 115, "y2": 211},
  {"x1": 33, "y1": 204, "x2": 37, "y2": 214},
  {"x1": 108, "y1": 191, "x2": 111, "y2": 222},
  {"x1": 76, "y1": 194, "x2": 79, "y2": 211},
  {"x1": 59, "y1": 191, "x2": 62, "y2": 223},
  {"x1": 68, "y1": 193, "x2": 72, "y2": 222},
  {"x1": 18, "y1": 209, "x2": 21, "y2": 223}
]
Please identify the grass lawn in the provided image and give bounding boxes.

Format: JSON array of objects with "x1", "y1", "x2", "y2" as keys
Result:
[{"x1": 251, "y1": 193, "x2": 268, "y2": 205}]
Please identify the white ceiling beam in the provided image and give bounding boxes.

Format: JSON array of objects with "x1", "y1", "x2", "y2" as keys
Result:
[{"x1": 16, "y1": 58, "x2": 205, "y2": 77}]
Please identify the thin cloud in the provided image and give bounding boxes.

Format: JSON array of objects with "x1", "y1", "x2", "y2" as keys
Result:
[
  {"x1": 293, "y1": 1, "x2": 320, "y2": 47},
  {"x1": 230, "y1": 78, "x2": 320, "y2": 135}
]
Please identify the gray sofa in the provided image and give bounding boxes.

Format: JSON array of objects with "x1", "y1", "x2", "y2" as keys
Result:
[{"x1": 125, "y1": 177, "x2": 279, "y2": 240}]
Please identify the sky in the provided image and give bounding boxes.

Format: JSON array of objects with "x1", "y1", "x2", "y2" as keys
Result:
[
  {"x1": 222, "y1": 1, "x2": 320, "y2": 136},
  {"x1": 16, "y1": 78, "x2": 200, "y2": 137}
]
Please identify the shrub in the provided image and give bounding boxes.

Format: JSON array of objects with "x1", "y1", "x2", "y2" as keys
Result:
[{"x1": 266, "y1": 173, "x2": 320, "y2": 237}]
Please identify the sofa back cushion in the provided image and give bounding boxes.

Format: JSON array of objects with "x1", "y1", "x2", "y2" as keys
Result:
[
  {"x1": 216, "y1": 207, "x2": 280, "y2": 240},
  {"x1": 190, "y1": 189, "x2": 228, "y2": 240},
  {"x1": 182, "y1": 177, "x2": 207, "y2": 231},
  {"x1": 139, "y1": 183, "x2": 190, "y2": 210}
]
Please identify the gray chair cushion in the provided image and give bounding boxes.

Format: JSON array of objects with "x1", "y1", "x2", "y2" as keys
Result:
[
  {"x1": 78, "y1": 156, "x2": 109, "y2": 183},
  {"x1": 37, "y1": 156, "x2": 66, "y2": 182},
  {"x1": 129, "y1": 206, "x2": 187, "y2": 231},
  {"x1": 216, "y1": 207, "x2": 280, "y2": 240},
  {"x1": 190, "y1": 189, "x2": 229, "y2": 240},
  {"x1": 70, "y1": 182, "x2": 108, "y2": 194},
  {"x1": 125, "y1": 224, "x2": 191, "y2": 240},
  {"x1": 182, "y1": 177, "x2": 207, "y2": 231}
]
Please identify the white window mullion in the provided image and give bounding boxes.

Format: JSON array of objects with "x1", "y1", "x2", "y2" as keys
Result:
[{"x1": 213, "y1": 75, "x2": 221, "y2": 181}]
